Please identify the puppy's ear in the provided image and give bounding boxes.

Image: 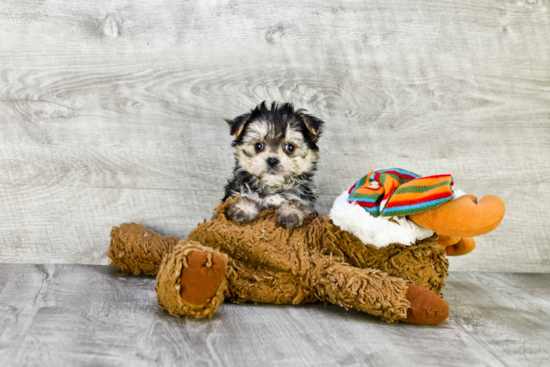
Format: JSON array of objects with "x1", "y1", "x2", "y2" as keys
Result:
[
  {"x1": 225, "y1": 113, "x2": 251, "y2": 137},
  {"x1": 297, "y1": 111, "x2": 324, "y2": 138}
]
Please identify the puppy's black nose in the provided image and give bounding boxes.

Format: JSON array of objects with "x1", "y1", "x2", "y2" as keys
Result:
[{"x1": 266, "y1": 157, "x2": 279, "y2": 167}]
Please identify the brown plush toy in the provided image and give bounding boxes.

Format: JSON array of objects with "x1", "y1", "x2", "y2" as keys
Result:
[
  {"x1": 107, "y1": 170, "x2": 505, "y2": 326},
  {"x1": 108, "y1": 198, "x2": 450, "y2": 325}
]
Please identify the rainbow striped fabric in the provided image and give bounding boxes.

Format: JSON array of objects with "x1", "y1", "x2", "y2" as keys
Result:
[{"x1": 347, "y1": 168, "x2": 455, "y2": 217}]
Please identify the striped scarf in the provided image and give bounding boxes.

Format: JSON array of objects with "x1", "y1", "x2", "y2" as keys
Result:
[{"x1": 347, "y1": 168, "x2": 455, "y2": 217}]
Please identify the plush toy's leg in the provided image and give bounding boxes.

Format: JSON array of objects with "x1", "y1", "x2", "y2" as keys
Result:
[
  {"x1": 322, "y1": 219, "x2": 448, "y2": 295},
  {"x1": 310, "y1": 256, "x2": 449, "y2": 324},
  {"x1": 156, "y1": 241, "x2": 228, "y2": 318},
  {"x1": 222, "y1": 259, "x2": 319, "y2": 305},
  {"x1": 108, "y1": 223, "x2": 180, "y2": 276}
]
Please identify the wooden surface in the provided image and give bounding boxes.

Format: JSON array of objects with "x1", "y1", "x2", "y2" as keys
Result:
[
  {"x1": 0, "y1": 265, "x2": 548, "y2": 367},
  {"x1": 0, "y1": 0, "x2": 549, "y2": 271}
]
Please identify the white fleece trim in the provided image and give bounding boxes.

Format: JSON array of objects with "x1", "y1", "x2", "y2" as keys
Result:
[
  {"x1": 452, "y1": 188, "x2": 466, "y2": 200},
  {"x1": 329, "y1": 190, "x2": 434, "y2": 249}
]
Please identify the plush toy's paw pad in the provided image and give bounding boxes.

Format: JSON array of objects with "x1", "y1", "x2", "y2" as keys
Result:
[
  {"x1": 180, "y1": 251, "x2": 227, "y2": 306},
  {"x1": 156, "y1": 242, "x2": 228, "y2": 318},
  {"x1": 445, "y1": 237, "x2": 476, "y2": 256},
  {"x1": 401, "y1": 283, "x2": 450, "y2": 325}
]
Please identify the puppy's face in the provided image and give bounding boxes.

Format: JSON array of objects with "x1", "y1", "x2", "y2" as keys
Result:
[
  {"x1": 227, "y1": 102, "x2": 324, "y2": 187},
  {"x1": 237, "y1": 119, "x2": 316, "y2": 187}
]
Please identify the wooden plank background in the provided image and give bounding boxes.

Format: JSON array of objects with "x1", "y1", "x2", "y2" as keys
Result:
[{"x1": 0, "y1": 0, "x2": 549, "y2": 271}]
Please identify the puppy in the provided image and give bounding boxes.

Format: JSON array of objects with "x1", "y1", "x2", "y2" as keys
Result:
[{"x1": 223, "y1": 101, "x2": 324, "y2": 229}]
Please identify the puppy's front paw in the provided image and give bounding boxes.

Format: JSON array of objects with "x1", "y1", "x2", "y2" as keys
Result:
[
  {"x1": 276, "y1": 200, "x2": 308, "y2": 229},
  {"x1": 277, "y1": 211, "x2": 304, "y2": 229},
  {"x1": 227, "y1": 204, "x2": 255, "y2": 223},
  {"x1": 226, "y1": 199, "x2": 261, "y2": 223}
]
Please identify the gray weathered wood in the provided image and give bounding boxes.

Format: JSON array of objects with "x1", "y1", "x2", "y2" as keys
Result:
[
  {"x1": 0, "y1": 0, "x2": 549, "y2": 270},
  {"x1": 0, "y1": 265, "x2": 549, "y2": 367}
]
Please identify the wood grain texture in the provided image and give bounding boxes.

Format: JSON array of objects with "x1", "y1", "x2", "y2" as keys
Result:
[
  {"x1": 0, "y1": 0, "x2": 549, "y2": 270},
  {"x1": 0, "y1": 265, "x2": 549, "y2": 367}
]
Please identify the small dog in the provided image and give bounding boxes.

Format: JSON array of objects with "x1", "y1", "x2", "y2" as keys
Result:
[{"x1": 223, "y1": 102, "x2": 324, "y2": 229}]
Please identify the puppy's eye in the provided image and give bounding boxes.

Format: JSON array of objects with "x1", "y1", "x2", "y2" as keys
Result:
[
  {"x1": 254, "y1": 142, "x2": 265, "y2": 153},
  {"x1": 284, "y1": 144, "x2": 295, "y2": 155}
]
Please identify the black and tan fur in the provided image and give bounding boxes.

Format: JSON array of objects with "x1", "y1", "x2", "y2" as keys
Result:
[{"x1": 223, "y1": 102, "x2": 324, "y2": 229}]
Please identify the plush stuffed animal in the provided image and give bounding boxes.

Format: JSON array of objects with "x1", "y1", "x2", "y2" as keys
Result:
[
  {"x1": 107, "y1": 169, "x2": 505, "y2": 326},
  {"x1": 331, "y1": 169, "x2": 506, "y2": 257}
]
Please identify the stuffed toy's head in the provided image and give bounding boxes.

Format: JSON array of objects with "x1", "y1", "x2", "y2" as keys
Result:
[{"x1": 330, "y1": 168, "x2": 505, "y2": 254}]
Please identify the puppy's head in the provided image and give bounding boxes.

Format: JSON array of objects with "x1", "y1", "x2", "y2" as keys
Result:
[{"x1": 226, "y1": 102, "x2": 324, "y2": 187}]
